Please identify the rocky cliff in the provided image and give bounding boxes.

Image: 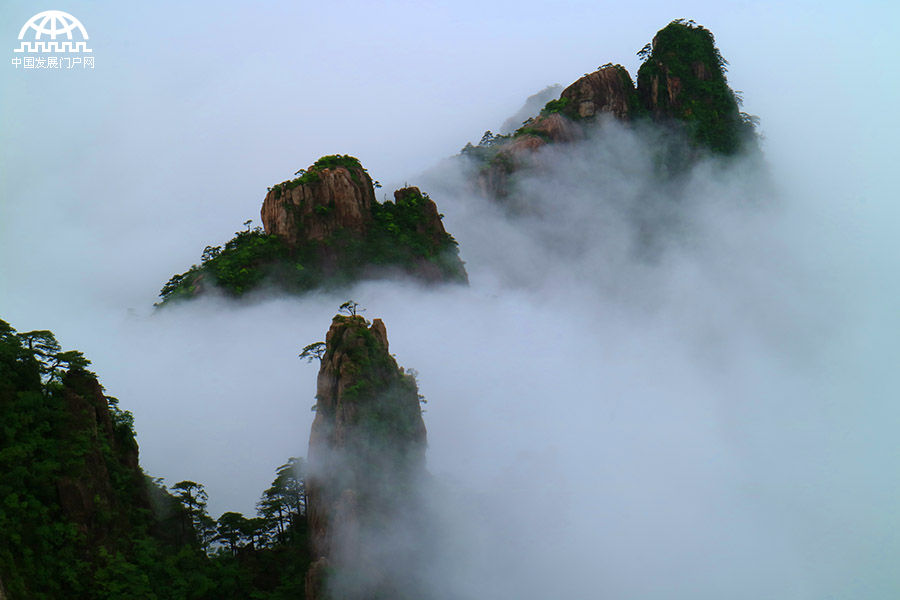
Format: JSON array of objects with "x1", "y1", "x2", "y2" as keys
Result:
[
  {"x1": 304, "y1": 314, "x2": 427, "y2": 600},
  {"x1": 559, "y1": 63, "x2": 639, "y2": 120},
  {"x1": 261, "y1": 156, "x2": 466, "y2": 285},
  {"x1": 469, "y1": 20, "x2": 756, "y2": 199},
  {"x1": 261, "y1": 157, "x2": 377, "y2": 248},
  {"x1": 159, "y1": 155, "x2": 466, "y2": 303},
  {"x1": 636, "y1": 20, "x2": 749, "y2": 154}
]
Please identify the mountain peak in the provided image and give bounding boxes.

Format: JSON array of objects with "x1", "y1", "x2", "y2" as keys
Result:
[{"x1": 306, "y1": 313, "x2": 427, "y2": 599}]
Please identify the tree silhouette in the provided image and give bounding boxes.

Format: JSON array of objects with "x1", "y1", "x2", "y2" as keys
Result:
[
  {"x1": 299, "y1": 342, "x2": 326, "y2": 363},
  {"x1": 256, "y1": 457, "x2": 306, "y2": 545},
  {"x1": 339, "y1": 300, "x2": 364, "y2": 317},
  {"x1": 216, "y1": 512, "x2": 249, "y2": 555},
  {"x1": 172, "y1": 480, "x2": 211, "y2": 549}
]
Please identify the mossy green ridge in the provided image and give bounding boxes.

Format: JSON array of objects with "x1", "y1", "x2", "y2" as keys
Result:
[
  {"x1": 160, "y1": 225, "x2": 291, "y2": 303},
  {"x1": 636, "y1": 20, "x2": 756, "y2": 155}
]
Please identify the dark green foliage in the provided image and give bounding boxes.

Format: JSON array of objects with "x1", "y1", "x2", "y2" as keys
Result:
[
  {"x1": 364, "y1": 188, "x2": 464, "y2": 278},
  {"x1": 0, "y1": 318, "x2": 213, "y2": 599},
  {"x1": 513, "y1": 119, "x2": 552, "y2": 142},
  {"x1": 636, "y1": 19, "x2": 755, "y2": 154},
  {"x1": 616, "y1": 65, "x2": 644, "y2": 116},
  {"x1": 309, "y1": 154, "x2": 364, "y2": 171},
  {"x1": 256, "y1": 458, "x2": 306, "y2": 547},
  {"x1": 193, "y1": 224, "x2": 288, "y2": 294},
  {"x1": 215, "y1": 512, "x2": 249, "y2": 555},
  {"x1": 540, "y1": 96, "x2": 570, "y2": 116},
  {"x1": 299, "y1": 342, "x2": 326, "y2": 364},
  {"x1": 0, "y1": 317, "x2": 316, "y2": 598},
  {"x1": 339, "y1": 300, "x2": 363, "y2": 317},
  {"x1": 355, "y1": 372, "x2": 424, "y2": 451},
  {"x1": 199, "y1": 458, "x2": 311, "y2": 599},
  {"x1": 485, "y1": 151, "x2": 514, "y2": 174},
  {"x1": 15, "y1": 329, "x2": 94, "y2": 383},
  {"x1": 459, "y1": 131, "x2": 512, "y2": 166},
  {"x1": 158, "y1": 224, "x2": 290, "y2": 303}
]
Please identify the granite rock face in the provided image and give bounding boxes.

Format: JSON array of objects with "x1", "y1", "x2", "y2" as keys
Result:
[
  {"x1": 305, "y1": 314, "x2": 427, "y2": 600},
  {"x1": 559, "y1": 64, "x2": 637, "y2": 120},
  {"x1": 260, "y1": 160, "x2": 376, "y2": 248},
  {"x1": 474, "y1": 64, "x2": 635, "y2": 199},
  {"x1": 258, "y1": 156, "x2": 467, "y2": 285}
]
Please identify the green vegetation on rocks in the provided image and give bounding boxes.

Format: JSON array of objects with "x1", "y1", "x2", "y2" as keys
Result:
[
  {"x1": 159, "y1": 158, "x2": 465, "y2": 305},
  {"x1": 159, "y1": 223, "x2": 290, "y2": 302},
  {"x1": 461, "y1": 19, "x2": 759, "y2": 197},
  {"x1": 636, "y1": 19, "x2": 756, "y2": 154}
]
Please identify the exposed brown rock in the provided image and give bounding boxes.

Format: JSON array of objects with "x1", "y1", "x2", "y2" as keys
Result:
[
  {"x1": 641, "y1": 60, "x2": 687, "y2": 118},
  {"x1": 394, "y1": 187, "x2": 443, "y2": 242},
  {"x1": 256, "y1": 158, "x2": 467, "y2": 287},
  {"x1": 305, "y1": 314, "x2": 427, "y2": 600},
  {"x1": 640, "y1": 55, "x2": 714, "y2": 119},
  {"x1": 559, "y1": 64, "x2": 636, "y2": 120},
  {"x1": 528, "y1": 112, "x2": 583, "y2": 143},
  {"x1": 260, "y1": 163, "x2": 376, "y2": 248},
  {"x1": 692, "y1": 60, "x2": 711, "y2": 81},
  {"x1": 474, "y1": 65, "x2": 635, "y2": 199}
]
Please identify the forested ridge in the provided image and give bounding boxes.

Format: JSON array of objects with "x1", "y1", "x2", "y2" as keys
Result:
[{"x1": 0, "y1": 318, "x2": 313, "y2": 599}]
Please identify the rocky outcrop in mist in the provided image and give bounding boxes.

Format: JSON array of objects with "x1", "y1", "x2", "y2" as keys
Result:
[
  {"x1": 469, "y1": 20, "x2": 757, "y2": 199},
  {"x1": 158, "y1": 155, "x2": 466, "y2": 304},
  {"x1": 305, "y1": 314, "x2": 428, "y2": 600},
  {"x1": 262, "y1": 156, "x2": 466, "y2": 285},
  {"x1": 636, "y1": 21, "x2": 750, "y2": 154},
  {"x1": 559, "y1": 64, "x2": 638, "y2": 120}
]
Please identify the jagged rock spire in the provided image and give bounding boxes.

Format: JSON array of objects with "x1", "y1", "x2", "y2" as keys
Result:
[{"x1": 305, "y1": 314, "x2": 427, "y2": 600}]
